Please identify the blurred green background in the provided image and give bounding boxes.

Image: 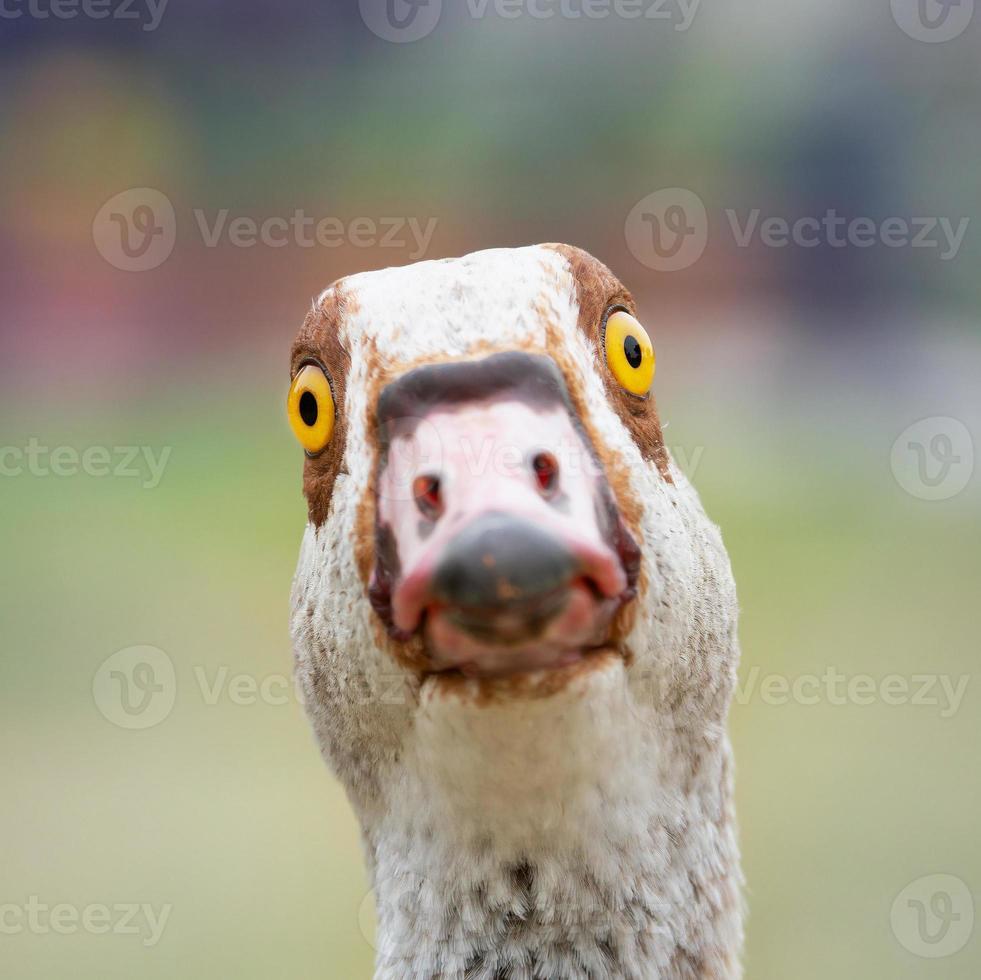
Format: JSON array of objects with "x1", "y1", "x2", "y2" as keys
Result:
[{"x1": 2, "y1": 2, "x2": 980, "y2": 977}]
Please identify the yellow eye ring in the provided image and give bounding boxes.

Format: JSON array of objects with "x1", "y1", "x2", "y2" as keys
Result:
[
  {"x1": 604, "y1": 310, "x2": 655, "y2": 397},
  {"x1": 287, "y1": 363, "x2": 335, "y2": 454}
]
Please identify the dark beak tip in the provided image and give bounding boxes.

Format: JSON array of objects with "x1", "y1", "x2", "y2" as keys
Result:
[{"x1": 432, "y1": 513, "x2": 578, "y2": 613}]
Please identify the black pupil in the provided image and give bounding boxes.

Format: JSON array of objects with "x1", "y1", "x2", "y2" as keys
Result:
[
  {"x1": 623, "y1": 335, "x2": 643, "y2": 370},
  {"x1": 299, "y1": 391, "x2": 319, "y2": 427}
]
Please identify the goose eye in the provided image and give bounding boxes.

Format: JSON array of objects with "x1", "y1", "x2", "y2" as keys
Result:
[
  {"x1": 287, "y1": 363, "x2": 335, "y2": 454},
  {"x1": 604, "y1": 310, "x2": 655, "y2": 397}
]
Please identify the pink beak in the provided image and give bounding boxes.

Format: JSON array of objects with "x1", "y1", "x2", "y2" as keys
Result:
[{"x1": 368, "y1": 352, "x2": 640, "y2": 678}]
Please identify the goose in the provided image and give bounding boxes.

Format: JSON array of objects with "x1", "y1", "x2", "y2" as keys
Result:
[{"x1": 287, "y1": 244, "x2": 743, "y2": 980}]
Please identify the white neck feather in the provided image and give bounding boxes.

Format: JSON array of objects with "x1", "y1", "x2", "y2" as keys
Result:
[{"x1": 363, "y1": 658, "x2": 742, "y2": 980}]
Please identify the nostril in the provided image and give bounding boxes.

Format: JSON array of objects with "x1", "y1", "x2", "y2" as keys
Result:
[
  {"x1": 532, "y1": 451, "x2": 560, "y2": 498},
  {"x1": 412, "y1": 473, "x2": 444, "y2": 521},
  {"x1": 577, "y1": 574, "x2": 604, "y2": 601}
]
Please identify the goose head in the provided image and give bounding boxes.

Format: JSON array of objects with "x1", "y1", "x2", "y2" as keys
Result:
[{"x1": 287, "y1": 244, "x2": 742, "y2": 978}]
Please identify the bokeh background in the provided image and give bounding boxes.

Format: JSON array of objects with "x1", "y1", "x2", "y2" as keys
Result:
[{"x1": 2, "y1": 1, "x2": 980, "y2": 977}]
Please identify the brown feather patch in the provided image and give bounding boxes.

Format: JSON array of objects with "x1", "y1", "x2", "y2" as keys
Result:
[
  {"x1": 290, "y1": 286, "x2": 355, "y2": 528},
  {"x1": 544, "y1": 244, "x2": 673, "y2": 483}
]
